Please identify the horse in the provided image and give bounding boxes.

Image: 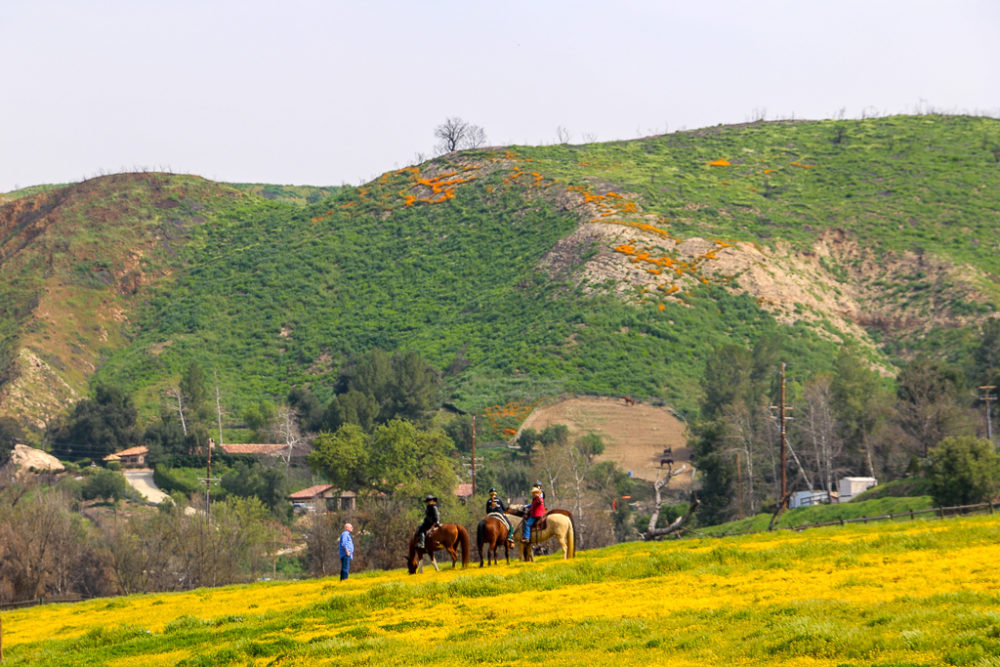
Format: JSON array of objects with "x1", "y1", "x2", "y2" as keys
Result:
[
  {"x1": 406, "y1": 523, "x2": 469, "y2": 574},
  {"x1": 507, "y1": 506, "x2": 576, "y2": 562},
  {"x1": 476, "y1": 514, "x2": 511, "y2": 567}
]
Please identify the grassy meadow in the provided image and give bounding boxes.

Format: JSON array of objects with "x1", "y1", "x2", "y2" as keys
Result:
[{"x1": 5, "y1": 513, "x2": 1000, "y2": 665}]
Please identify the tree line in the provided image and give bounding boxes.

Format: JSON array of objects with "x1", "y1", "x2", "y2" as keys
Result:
[{"x1": 692, "y1": 320, "x2": 1000, "y2": 524}]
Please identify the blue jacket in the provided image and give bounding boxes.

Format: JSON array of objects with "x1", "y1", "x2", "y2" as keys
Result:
[{"x1": 339, "y1": 530, "x2": 354, "y2": 558}]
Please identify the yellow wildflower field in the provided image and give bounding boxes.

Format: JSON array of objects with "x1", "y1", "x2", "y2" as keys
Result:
[{"x1": 5, "y1": 514, "x2": 1000, "y2": 665}]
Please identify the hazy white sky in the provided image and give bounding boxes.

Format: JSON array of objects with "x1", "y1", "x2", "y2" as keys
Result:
[{"x1": 1, "y1": 0, "x2": 996, "y2": 193}]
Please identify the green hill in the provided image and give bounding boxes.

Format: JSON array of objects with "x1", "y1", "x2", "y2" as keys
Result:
[{"x1": 1, "y1": 115, "x2": 998, "y2": 433}]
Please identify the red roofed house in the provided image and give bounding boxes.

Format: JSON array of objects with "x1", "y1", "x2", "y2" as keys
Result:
[
  {"x1": 103, "y1": 446, "x2": 149, "y2": 468},
  {"x1": 454, "y1": 483, "x2": 474, "y2": 501},
  {"x1": 220, "y1": 443, "x2": 309, "y2": 464},
  {"x1": 288, "y1": 484, "x2": 357, "y2": 513}
]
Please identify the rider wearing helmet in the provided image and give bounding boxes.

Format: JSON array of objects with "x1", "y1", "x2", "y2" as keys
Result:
[
  {"x1": 485, "y1": 487, "x2": 514, "y2": 546},
  {"x1": 523, "y1": 484, "x2": 546, "y2": 541},
  {"x1": 415, "y1": 494, "x2": 441, "y2": 551}
]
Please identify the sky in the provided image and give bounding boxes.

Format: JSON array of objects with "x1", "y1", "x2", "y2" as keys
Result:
[{"x1": 1, "y1": 0, "x2": 997, "y2": 193}]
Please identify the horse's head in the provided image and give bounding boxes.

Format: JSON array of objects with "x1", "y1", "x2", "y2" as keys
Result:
[{"x1": 406, "y1": 538, "x2": 421, "y2": 574}]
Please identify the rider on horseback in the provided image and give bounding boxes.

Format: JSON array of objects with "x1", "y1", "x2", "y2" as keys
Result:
[
  {"x1": 523, "y1": 484, "x2": 546, "y2": 541},
  {"x1": 485, "y1": 487, "x2": 515, "y2": 547},
  {"x1": 416, "y1": 494, "x2": 441, "y2": 551}
]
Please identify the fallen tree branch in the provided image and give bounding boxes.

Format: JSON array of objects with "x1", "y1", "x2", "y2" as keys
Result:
[{"x1": 642, "y1": 490, "x2": 700, "y2": 540}]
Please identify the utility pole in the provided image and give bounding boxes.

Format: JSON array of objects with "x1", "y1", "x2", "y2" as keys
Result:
[
  {"x1": 779, "y1": 362, "x2": 788, "y2": 507},
  {"x1": 202, "y1": 438, "x2": 219, "y2": 523},
  {"x1": 769, "y1": 365, "x2": 794, "y2": 509},
  {"x1": 980, "y1": 385, "x2": 997, "y2": 444},
  {"x1": 471, "y1": 415, "x2": 477, "y2": 496}
]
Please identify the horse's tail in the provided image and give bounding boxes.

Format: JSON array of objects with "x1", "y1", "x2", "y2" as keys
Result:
[
  {"x1": 459, "y1": 524, "x2": 470, "y2": 568},
  {"x1": 476, "y1": 520, "x2": 485, "y2": 564}
]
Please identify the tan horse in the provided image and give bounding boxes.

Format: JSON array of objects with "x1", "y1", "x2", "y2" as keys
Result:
[{"x1": 508, "y1": 508, "x2": 576, "y2": 562}]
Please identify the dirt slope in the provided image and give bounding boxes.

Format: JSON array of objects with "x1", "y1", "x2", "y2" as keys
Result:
[{"x1": 519, "y1": 396, "x2": 693, "y2": 487}]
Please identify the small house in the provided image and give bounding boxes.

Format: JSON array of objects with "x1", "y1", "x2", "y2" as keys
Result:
[
  {"x1": 838, "y1": 476, "x2": 877, "y2": 503},
  {"x1": 454, "y1": 483, "x2": 474, "y2": 502},
  {"x1": 288, "y1": 484, "x2": 357, "y2": 513},
  {"x1": 103, "y1": 445, "x2": 149, "y2": 468}
]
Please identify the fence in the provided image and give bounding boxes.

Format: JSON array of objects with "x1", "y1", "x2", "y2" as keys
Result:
[{"x1": 698, "y1": 500, "x2": 998, "y2": 539}]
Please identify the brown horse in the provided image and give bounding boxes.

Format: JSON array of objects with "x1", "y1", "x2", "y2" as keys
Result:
[
  {"x1": 407, "y1": 523, "x2": 470, "y2": 574},
  {"x1": 476, "y1": 514, "x2": 511, "y2": 567}
]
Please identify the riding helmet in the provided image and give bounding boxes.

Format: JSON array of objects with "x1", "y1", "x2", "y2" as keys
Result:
[{"x1": 425, "y1": 494, "x2": 437, "y2": 502}]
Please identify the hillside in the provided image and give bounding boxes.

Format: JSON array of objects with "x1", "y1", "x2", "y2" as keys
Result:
[
  {"x1": 5, "y1": 514, "x2": 1000, "y2": 665},
  {"x1": 1, "y1": 115, "x2": 998, "y2": 434}
]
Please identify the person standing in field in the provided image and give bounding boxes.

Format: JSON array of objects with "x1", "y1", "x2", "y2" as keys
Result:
[{"x1": 339, "y1": 522, "x2": 354, "y2": 581}]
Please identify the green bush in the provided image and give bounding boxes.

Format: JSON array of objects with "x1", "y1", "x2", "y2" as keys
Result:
[
  {"x1": 925, "y1": 436, "x2": 1000, "y2": 507},
  {"x1": 81, "y1": 468, "x2": 128, "y2": 502},
  {"x1": 154, "y1": 464, "x2": 200, "y2": 496}
]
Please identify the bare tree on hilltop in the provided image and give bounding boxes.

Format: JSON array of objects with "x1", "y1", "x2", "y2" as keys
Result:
[{"x1": 434, "y1": 117, "x2": 487, "y2": 154}]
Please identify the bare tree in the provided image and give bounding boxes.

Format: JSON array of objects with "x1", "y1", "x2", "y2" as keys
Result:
[
  {"x1": 556, "y1": 126, "x2": 571, "y2": 144},
  {"x1": 795, "y1": 376, "x2": 843, "y2": 494},
  {"x1": 434, "y1": 117, "x2": 487, "y2": 154},
  {"x1": 272, "y1": 406, "x2": 303, "y2": 469}
]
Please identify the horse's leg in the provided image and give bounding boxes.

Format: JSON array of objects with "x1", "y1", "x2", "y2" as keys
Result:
[
  {"x1": 430, "y1": 552, "x2": 440, "y2": 572},
  {"x1": 446, "y1": 545, "x2": 459, "y2": 568}
]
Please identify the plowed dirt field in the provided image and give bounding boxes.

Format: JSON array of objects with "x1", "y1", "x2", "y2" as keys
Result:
[{"x1": 519, "y1": 396, "x2": 694, "y2": 487}]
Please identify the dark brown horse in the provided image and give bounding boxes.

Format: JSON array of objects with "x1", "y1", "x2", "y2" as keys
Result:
[
  {"x1": 476, "y1": 515, "x2": 511, "y2": 567},
  {"x1": 407, "y1": 523, "x2": 470, "y2": 574}
]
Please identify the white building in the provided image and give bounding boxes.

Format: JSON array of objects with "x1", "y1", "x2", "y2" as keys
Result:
[
  {"x1": 789, "y1": 490, "x2": 831, "y2": 509},
  {"x1": 838, "y1": 476, "x2": 877, "y2": 502}
]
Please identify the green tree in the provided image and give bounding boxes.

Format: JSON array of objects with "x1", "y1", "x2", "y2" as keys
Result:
[
  {"x1": 330, "y1": 349, "x2": 441, "y2": 428},
  {"x1": 288, "y1": 387, "x2": 324, "y2": 433},
  {"x1": 325, "y1": 390, "x2": 379, "y2": 432},
  {"x1": 180, "y1": 361, "x2": 210, "y2": 424},
  {"x1": 831, "y1": 348, "x2": 890, "y2": 477},
  {"x1": 894, "y1": 356, "x2": 972, "y2": 459},
  {"x1": 367, "y1": 419, "x2": 458, "y2": 496},
  {"x1": 971, "y1": 319, "x2": 1000, "y2": 387},
  {"x1": 142, "y1": 415, "x2": 187, "y2": 462},
  {"x1": 82, "y1": 468, "x2": 129, "y2": 503},
  {"x1": 308, "y1": 424, "x2": 370, "y2": 491},
  {"x1": 926, "y1": 436, "x2": 1000, "y2": 506},
  {"x1": 220, "y1": 461, "x2": 288, "y2": 515},
  {"x1": 308, "y1": 419, "x2": 459, "y2": 497},
  {"x1": 0, "y1": 416, "x2": 22, "y2": 467},
  {"x1": 50, "y1": 385, "x2": 139, "y2": 460},
  {"x1": 244, "y1": 400, "x2": 277, "y2": 441}
]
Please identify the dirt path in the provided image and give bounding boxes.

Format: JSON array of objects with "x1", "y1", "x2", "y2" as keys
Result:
[
  {"x1": 519, "y1": 396, "x2": 695, "y2": 487},
  {"x1": 124, "y1": 469, "x2": 171, "y2": 504}
]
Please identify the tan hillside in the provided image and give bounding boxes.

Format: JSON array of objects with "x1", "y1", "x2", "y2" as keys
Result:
[{"x1": 519, "y1": 395, "x2": 692, "y2": 488}]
